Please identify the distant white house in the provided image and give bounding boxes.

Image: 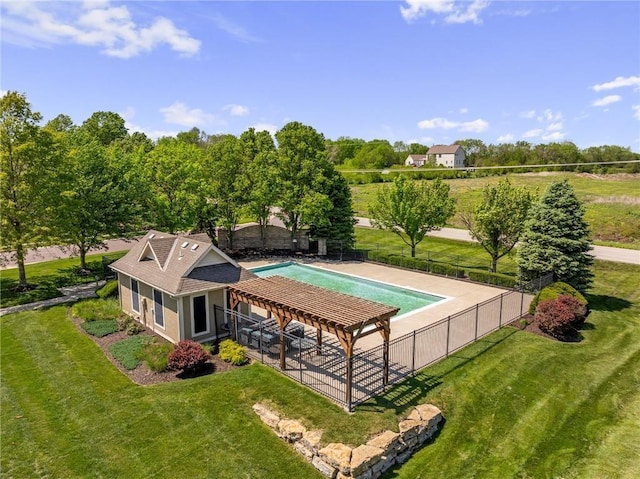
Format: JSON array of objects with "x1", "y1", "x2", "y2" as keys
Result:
[
  {"x1": 427, "y1": 144, "x2": 466, "y2": 168},
  {"x1": 405, "y1": 154, "x2": 428, "y2": 167}
]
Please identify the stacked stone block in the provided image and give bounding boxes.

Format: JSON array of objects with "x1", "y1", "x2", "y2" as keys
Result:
[{"x1": 252, "y1": 402, "x2": 443, "y2": 479}]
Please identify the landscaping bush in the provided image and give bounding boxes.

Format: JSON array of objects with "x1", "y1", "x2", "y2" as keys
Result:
[
  {"x1": 218, "y1": 339, "x2": 248, "y2": 366},
  {"x1": 109, "y1": 336, "x2": 153, "y2": 370},
  {"x1": 557, "y1": 294, "x2": 589, "y2": 327},
  {"x1": 468, "y1": 270, "x2": 518, "y2": 288},
  {"x1": 529, "y1": 281, "x2": 588, "y2": 315},
  {"x1": 429, "y1": 262, "x2": 464, "y2": 278},
  {"x1": 535, "y1": 298, "x2": 576, "y2": 339},
  {"x1": 71, "y1": 298, "x2": 122, "y2": 322},
  {"x1": 96, "y1": 280, "x2": 118, "y2": 299},
  {"x1": 126, "y1": 320, "x2": 145, "y2": 335},
  {"x1": 81, "y1": 319, "x2": 118, "y2": 337},
  {"x1": 138, "y1": 341, "x2": 173, "y2": 372},
  {"x1": 168, "y1": 340, "x2": 209, "y2": 372}
]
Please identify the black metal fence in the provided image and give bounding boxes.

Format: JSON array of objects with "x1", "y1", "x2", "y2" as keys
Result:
[{"x1": 216, "y1": 274, "x2": 550, "y2": 411}]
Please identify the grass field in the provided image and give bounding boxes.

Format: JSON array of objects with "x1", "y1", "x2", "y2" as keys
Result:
[
  {"x1": 0, "y1": 251, "x2": 127, "y2": 308},
  {"x1": 351, "y1": 172, "x2": 640, "y2": 248},
  {"x1": 2, "y1": 258, "x2": 639, "y2": 478},
  {"x1": 354, "y1": 227, "x2": 519, "y2": 275}
]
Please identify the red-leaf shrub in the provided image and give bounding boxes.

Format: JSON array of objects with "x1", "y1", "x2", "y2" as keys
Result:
[
  {"x1": 556, "y1": 294, "x2": 588, "y2": 326},
  {"x1": 535, "y1": 298, "x2": 575, "y2": 339},
  {"x1": 168, "y1": 340, "x2": 208, "y2": 372}
]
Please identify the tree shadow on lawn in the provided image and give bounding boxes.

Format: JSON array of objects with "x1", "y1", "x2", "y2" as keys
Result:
[
  {"x1": 357, "y1": 328, "x2": 518, "y2": 416},
  {"x1": 585, "y1": 294, "x2": 633, "y2": 313}
]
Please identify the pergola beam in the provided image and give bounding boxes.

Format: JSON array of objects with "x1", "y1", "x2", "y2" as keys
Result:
[{"x1": 227, "y1": 275, "x2": 399, "y2": 409}]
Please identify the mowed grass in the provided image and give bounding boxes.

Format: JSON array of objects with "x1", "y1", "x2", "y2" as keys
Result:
[
  {"x1": 2, "y1": 261, "x2": 638, "y2": 478},
  {"x1": 0, "y1": 251, "x2": 127, "y2": 307},
  {"x1": 355, "y1": 226, "x2": 519, "y2": 275},
  {"x1": 351, "y1": 172, "x2": 640, "y2": 248}
]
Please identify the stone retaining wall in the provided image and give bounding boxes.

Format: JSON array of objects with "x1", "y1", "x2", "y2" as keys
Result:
[{"x1": 253, "y1": 403, "x2": 443, "y2": 479}]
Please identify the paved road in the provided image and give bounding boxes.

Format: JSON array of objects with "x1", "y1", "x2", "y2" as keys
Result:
[
  {"x1": 356, "y1": 217, "x2": 640, "y2": 265},
  {"x1": 1, "y1": 222, "x2": 638, "y2": 268}
]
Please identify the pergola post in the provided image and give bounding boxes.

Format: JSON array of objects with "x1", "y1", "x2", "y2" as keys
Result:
[
  {"x1": 316, "y1": 328, "x2": 322, "y2": 355},
  {"x1": 345, "y1": 341, "x2": 354, "y2": 411}
]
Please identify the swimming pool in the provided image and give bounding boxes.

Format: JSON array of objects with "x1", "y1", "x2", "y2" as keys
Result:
[{"x1": 251, "y1": 262, "x2": 446, "y2": 317}]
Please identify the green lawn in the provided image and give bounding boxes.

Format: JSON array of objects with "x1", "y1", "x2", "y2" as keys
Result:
[
  {"x1": 355, "y1": 226, "x2": 519, "y2": 275},
  {"x1": 2, "y1": 261, "x2": 639, "y2": 478},
  {"x1": 0, "y1": 251, "x2": 127, "y2": 308},
  {"x1": 351, "y1": 172, "x2": 640, "y2": 248}
]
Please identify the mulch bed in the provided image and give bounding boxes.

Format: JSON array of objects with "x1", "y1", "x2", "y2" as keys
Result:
[
  {"x1": 69, "y1": 312, "x2": 238, "y2": 386},
  {"x1": 508, "y1": 314, "x2": 582, "y2": 342}
]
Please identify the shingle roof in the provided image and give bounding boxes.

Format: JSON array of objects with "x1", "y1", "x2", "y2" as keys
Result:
[
  {"x1": 110, "y1": 230, "x2": 253, "y2": 296},
  {"x1": 228, "y1": 275, "x2": 399, "y2": 330},
  {"x1": 427, "y1": 144, "x2": 462, "y2": 155},
  {"x1": 408, "y1": 154, "x2": 427, "y2": 160}
]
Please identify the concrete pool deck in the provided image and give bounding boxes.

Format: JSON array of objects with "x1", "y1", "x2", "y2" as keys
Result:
[{"x1": 238, "y1": 259, "x2": 507, "y2": 349}]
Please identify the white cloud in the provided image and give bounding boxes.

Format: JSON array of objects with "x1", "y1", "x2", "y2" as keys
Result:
[
  {"x1": 120, "y1": 107, "x2": 179, "y2": 140},
  {"x1": 592, "y1": 95, "x2": 622, "y2": 107},
  {"x1": 417, "y1": 117, "x2": 489, "y2": 132},
  {"x1": 418, "y1": 117, "x2": 459, "y2": 129},
  {"x1": 541, "y1": 131, "x2": 566, "y2": 142},
  {"x1": 1, "y1": 1, "x2": 200, "y2": 58},
  {"x1": 224, "y1": 104, "x2": 250, "y2": 117},
  {"x1": 538, "y1": 109, "x2": 562, "y2": 122},
  {"x1": 400, "y1": 0, "x2": 490, "y2": 24},
  {"x1": 519, "y1": 110, "x2": 536, "y2": 119},
  {"x1": 160, "y1": 102, "x2": 217, "y2": 127},
  {"x1": 523, "y1": 129, "x2": 542, "y2": 139},
  {"x1": 459, "y1": 119, "x2": 489, "y2": 132},
  {"x1": 407, "y1": 136, "x2": 435, "y2": 145},
  {"x1": 546, "y1": 121, "x2": 563, "y2": 131},
  {"x1": 208, "y1": 13, "x2": 260, "y2": 43},
  {"x1": 459, "y1": 107, "x2": 468, "y2": 114},
  {"x1": 633, "y1": 105, "x2": 640, "y2": 120},
  {"x1": 0, "y1": 90, "x2": 7, "y2": 97},
  {"x1": 250, "y1": 123, "x2": 278, "y2": 136},
  {"x1": 496, "y1": 134, "x2": 514, "y2": 143},
  {"x1": 592, "y1": 76, "x2": 640, "y2": 92}
]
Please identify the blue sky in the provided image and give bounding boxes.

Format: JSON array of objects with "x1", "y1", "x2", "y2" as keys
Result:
[{"x1": 2, "y1": 1, "x2": 639, "y2": 151}]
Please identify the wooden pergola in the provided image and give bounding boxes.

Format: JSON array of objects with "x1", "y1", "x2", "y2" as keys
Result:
[{"x1": 227, "y1": 275, "x2": 399, "y2": 407}]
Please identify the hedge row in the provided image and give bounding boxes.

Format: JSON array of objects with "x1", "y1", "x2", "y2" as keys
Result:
[
  {"x1": 467, "y1": 270, "x2": 518, "y2": 288},
  {"x1": 370, "y1": 253, "x2": 465, "y2": 278}
]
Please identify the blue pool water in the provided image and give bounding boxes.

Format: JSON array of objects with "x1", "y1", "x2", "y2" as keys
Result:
[{"x1": 251, "y1": 262, "x2": 445, "y2": 316}]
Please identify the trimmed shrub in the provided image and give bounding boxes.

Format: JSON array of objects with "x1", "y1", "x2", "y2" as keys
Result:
[
  {"x1": 96, "y1": 280, "x2": 118, "y2": 299},
  {"x1": 126, "y1": 320, "x2": 145, "y2": 336},
  {"x1": 81, "y1": 319, "x2": 118, "y2": 337},
  {"x1": 429, "y1": 262, "x2": 464, "y2": 278},
  {"x1": 168, "y1": 340, "x2": 209, "y2": 372},
  {"x1": 138, "y1": 342, "x2": 173, "y2": 372},
  {"x1": 468, "y1": 270, "x2": 518, "y2": 288},
  {"x1": 71, "y1": 298, "x2": 122, "y2": 322},
  {"x1": 218, "y1": 339, "x2": 248, "y2": 366},
  {"x1": 529, "y1": 281, "x2": 588, "y2": 315},
  {"x1": 109, "y1": 336, "x2": 153, "y2": 370},
  {"x1": 535, "y1": 298, "x2": 575, "y2": 339},
  {"x1": 557, "y1": 294, "x2": 588, "y2": 327},
  {"x1": 117, "y1": 315, "x2": 133, "y2": 331}
]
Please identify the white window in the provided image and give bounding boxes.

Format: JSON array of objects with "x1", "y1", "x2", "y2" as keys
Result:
[
  {"x1": 192, "y1": 295, "x2": 209, "y2": 336},
  {"x1": 153, "y1": 289, "x2": 164, "y2": 328},
  {"x1": 131, "y1": 279, "x2": 140, "y2": 313}
]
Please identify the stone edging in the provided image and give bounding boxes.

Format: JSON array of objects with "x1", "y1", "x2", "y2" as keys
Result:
[{"x1": 253, "y1": 403, "x2": 443, "y2": 479}]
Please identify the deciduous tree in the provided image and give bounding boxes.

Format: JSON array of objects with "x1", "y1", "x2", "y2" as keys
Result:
[
  {"x1": 369, "y1": 176, "x2": 455, "y2": 257},
  {"x1": 461, "y1": 179, "x2": 535, "y2": 272},
  {"x1": 0, "y1": 92, "x2": 58, "y2": 288},
  {"x1": 517, "y1": 180, "x2": 593, "y2": 292},
  {"x1": 274, "y1": 122, "x2": 333, "y2": 243}
]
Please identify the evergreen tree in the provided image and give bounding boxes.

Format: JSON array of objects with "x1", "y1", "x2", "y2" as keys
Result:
[{"x1": 517, "y1": 180, "x2": 593, "y2": 292}]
